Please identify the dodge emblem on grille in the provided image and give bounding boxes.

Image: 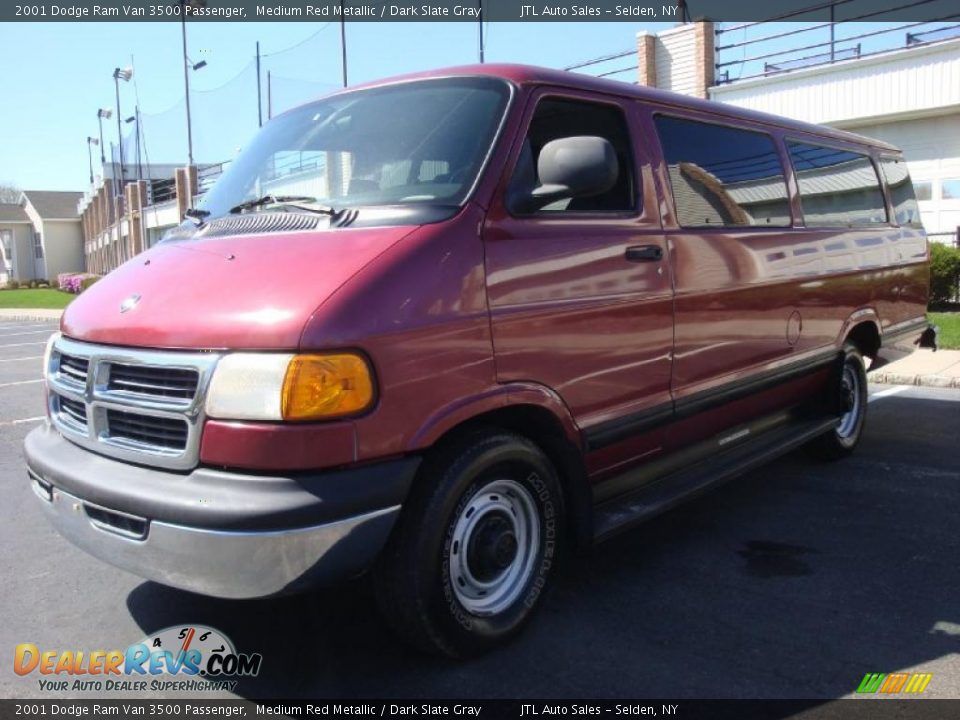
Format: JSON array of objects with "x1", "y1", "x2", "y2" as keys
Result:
[{"x1": 120, "y1": 294, "x2": 141, "y2": 313}]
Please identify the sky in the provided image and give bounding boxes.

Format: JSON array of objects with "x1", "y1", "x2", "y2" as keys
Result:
[
  {"x1": 0, "y1": 21, "x2": 673, "y2": 192},
  {"x1": 0, "y1": 18, "x2": 954, "y2": 192}
]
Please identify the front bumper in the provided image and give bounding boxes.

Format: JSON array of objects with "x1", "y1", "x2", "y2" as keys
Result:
[{"x1": 24, "y1": 424, "x2": 419, "y2": 599}]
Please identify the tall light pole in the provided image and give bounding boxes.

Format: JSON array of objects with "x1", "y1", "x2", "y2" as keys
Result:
[
  {"x1": 86, "y1": 137, "x2": 99, "y2": 185},
  {"x1": 113, "y1": 66, "x2": 133, "y2": 195},
  {"x1": 340, "y1": 0, "x2": 348, "y2": 87},
  {"x1": 180, "y1": 0, "x2": 207, "y2": 166},
  {"x1": 125, "y1": 109, "x2": 142, "y2": 182},
  {"x1": 96, "y1": 108, "x2": 111, "y2": 164}
]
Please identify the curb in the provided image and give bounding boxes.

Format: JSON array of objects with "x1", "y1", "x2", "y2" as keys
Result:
[
  {"x1": 0, "y1": 310, "x2": 62, "y2": 323},
  {"x1": 870, "y1": 372, "x2": 960, "y2": 389}
]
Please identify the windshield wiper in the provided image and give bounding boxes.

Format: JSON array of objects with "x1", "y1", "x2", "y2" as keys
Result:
[
  {"x1": 228, "y1": 195, "x2": 339, "y2": 216},
  {"x1": 184, "y1": 207, "x2": 210, "y2": 227}
]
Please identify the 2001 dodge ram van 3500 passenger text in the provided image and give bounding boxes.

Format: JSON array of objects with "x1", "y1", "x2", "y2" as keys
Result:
[{"x1": 25, "y1": 65, "x2": 930, "y2": 657}]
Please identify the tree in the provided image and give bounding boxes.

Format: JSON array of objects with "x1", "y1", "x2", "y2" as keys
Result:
[{"x1": 0, "y1": 184, "x2": 21, "y2": 204}]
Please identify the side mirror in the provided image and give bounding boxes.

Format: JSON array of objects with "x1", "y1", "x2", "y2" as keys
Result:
[{"x1": 511, "y1": 135, "x2": 619, "y2": 213}]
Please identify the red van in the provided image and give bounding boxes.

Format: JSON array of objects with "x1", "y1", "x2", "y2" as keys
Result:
[{"x1": 25, "y1": 65, "x2": 929, "y2": 657}]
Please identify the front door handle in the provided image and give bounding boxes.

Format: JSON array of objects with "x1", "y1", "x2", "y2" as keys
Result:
[{"x1": 625, "y1": 244, "x2": 663, "y2": 262}]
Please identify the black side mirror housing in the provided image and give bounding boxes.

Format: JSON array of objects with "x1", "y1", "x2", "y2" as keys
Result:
[{"x1": 509, "y1": 136, "x2": 619, "y2": 213}]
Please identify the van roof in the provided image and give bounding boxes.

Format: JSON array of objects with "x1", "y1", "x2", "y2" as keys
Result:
[{"x1": 344, "y1": 63, "x2": 900, "y2": 154}]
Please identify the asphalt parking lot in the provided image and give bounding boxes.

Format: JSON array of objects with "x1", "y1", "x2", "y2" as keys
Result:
[{"x1": 1, "y1": 318, "x2": 958, "y2": 702}]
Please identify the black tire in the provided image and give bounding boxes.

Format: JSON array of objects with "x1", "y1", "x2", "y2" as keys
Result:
[
  {"x1": 373, "y1": 429, "x2": 565, "y2": 658},
  {"x1": 809, "y1": 344, "x2": 868, "y2": 460}
]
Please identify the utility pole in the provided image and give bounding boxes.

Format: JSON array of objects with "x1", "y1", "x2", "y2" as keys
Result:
[
  {"x1": 479, "y1": 0, "x2": 484, "y2": 63},
  {"x1": 180, "y1": 2, "x2": 195, "y2": 165},
  {"x1": 256, "y1": 41, "x2": 263, "y2": 127},
  {"x1": 340, "y1": 1, "x2": 348, "y2": 87}
]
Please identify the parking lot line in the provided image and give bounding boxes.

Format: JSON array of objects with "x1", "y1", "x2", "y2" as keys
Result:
[
  {"x1": 0, "y1": 342, "x2": 48, "y2": 348},
  {"x1": 0, "y1": 325, "x2": 56, "y2": 335},
  {"x1": 0, "y1": 356, "x2": 42, "y2": 363},
  {"x1": 869, "y1": 386, "x2": 908, "y2": 402},
  {"x1": 0, "y1": 379, "x2": 43, "y2": 389},
  {"x1": 0, "y1": 416, "x2": 44, "y2": 428},
  {"x1": 0, "y1": 330, "x2": 56, "y2": 339}
]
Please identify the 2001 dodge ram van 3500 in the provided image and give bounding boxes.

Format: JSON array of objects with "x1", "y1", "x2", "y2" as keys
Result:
[{"x1": 25, "y1": 65, "x2": 930, "y2": 657}]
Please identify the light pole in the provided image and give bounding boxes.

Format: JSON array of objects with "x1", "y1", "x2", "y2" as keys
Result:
[
  {"x1": 96, "y1": 108, "x2": 111, "y2": 164},
  {"x1": 180, "y1": 0, "x2": 208, "y2": 167},
  {"x1": 86, "y1": 137, "x2": 99, "y2": 185},
  {"x1": 112, "y1": 66, "x2": 133, "y2": 195},
  {"x1": 125, "y1": 108, "x2": 142, "y2": 182}
]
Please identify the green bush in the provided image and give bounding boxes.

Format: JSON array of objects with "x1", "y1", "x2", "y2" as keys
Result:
[
  {"x1": 80, "y1": 275, "x2": 101, "y2": 292},
  {"x1": 3, "y1": 280, "x2": 17, "y2": 289},
  {"x1": 28, "y1": 279, "x2": 39, "y2": 289},
  {"x1": 930, "y1": 242, "x2": 960, "y2": 306}
]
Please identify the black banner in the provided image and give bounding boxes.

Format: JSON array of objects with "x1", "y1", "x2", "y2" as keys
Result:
[
  {"x1": 3, "y1": 0, "x2": 958, "y2": 22},
  {"x1": 3, "y1": 700, "x2": 960, "y2": 720}
]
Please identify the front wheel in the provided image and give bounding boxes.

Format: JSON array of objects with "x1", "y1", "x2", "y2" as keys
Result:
[
  {"x1": 373, "y1": 430, "x2": 565, "y2": 657},
  {"x1": 809, "y1": 344, "x2": 868, "y2": 460}
]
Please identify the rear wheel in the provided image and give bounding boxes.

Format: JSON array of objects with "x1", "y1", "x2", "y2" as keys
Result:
[
  {"x1": 373, "y1": 430, "x2": 564, "y2": 657},
  {"x1": 809, "y1": 344, "x2": 868, "y2": 460}
]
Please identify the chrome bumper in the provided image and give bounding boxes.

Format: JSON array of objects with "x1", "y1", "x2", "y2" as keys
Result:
[
  {"x1": 31, "y1": 479, "x2": 399, "y2": 599},
  {"x1": 24, "y1": 424, "x2": 418, "y2": 599}
]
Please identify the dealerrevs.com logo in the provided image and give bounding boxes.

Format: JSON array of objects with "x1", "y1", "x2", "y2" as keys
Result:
[{"x1": 14, "y1": 625, "x2": 262, "y2": 693}]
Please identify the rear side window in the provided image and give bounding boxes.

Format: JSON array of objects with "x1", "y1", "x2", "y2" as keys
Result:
[
  {"x1": 654, "y1": 115, "x2": 790, "y2": 228},
  {"x1": 880, "y1": 157, "x2": 923, "y2": 228},
  {"x1": 787, "y1": 142, "x2": 887, "y2": 227}
]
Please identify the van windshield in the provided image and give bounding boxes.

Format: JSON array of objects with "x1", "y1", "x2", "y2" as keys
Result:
[{"x1": 197, "y1": 77, "x2": 511, "y2": 221}]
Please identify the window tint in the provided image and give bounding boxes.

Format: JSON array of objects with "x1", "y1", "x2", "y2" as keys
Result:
[
  {"x1": 508, "y1": 98, "x2": 635, "y2": 214},
  {"x1": 788, "y1": 142, "x2": 887, "y2": 227},
  {"x1": 880, "y1": 157, "x2": 923, "y2": 228},
  {"x1": 655, "y1": 116, "x2": 790, "y2": 228}
]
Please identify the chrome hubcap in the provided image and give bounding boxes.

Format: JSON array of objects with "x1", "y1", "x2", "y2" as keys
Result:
[
  {"x1": 448, "y1": 478, "x2": 540, "y2": 617},
  {"x1": 837, "y1": 364, "x2": 862, "y2": 439}
]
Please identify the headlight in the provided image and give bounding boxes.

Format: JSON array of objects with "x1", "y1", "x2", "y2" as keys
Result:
[
  {"x1": 42, "y1": 332, "x2": 60, "y2": 380},
  {"x1": 205, "y1": 352, "x2": 375, "y2": 422}
]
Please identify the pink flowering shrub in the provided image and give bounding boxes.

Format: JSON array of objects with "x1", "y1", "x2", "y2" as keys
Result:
[{"x1": 57, "y1": 273, "x2": 100, "y2": 294}]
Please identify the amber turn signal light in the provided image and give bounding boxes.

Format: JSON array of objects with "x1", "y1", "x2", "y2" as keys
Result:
[{"x1": 281, "y1": 353, "x2": 374, "y2": 421}]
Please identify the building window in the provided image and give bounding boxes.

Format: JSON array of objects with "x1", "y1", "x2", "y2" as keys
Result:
[
  {"x1": 942, "y1": 179, "x2": 960, "y2": 200},
  {"x1": 880, "y1": 158, "x2": 923, "y2": 228},
  {"x1": 655, "y1": 115, "x2": 790, "y2": 228},
  {"x1": 1, "y1": 230, "x2": 12, "y2": 263},
  {"x1": 508, "y1": 97, "x2": 636, "y2": 214},
  {"x1": 788, "y1": 141, "x2": 887, "y2": 227},
  {"x1": 914, "y1": 181, "x2": 933, "y2": 202},
  {"x1": 33, "y1": 231, "x2": 44, "y2": 259}
]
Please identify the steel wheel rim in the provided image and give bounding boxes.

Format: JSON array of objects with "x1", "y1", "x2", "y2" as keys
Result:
[
  {"x1": 837, "y1": 363, "x2": 862, "y2": 439},
  {"x1": 448, "y1": 478, "x2": 541, "y2": 617}
]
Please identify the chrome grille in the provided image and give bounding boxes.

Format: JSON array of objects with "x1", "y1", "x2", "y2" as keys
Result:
[
  {"x1": 106, "y1": 409, "x2": 189, "y2": 451},
  {"x1": 58, "y1": 354, "x2": 89, "y2": 386},
  {"x1": 108, "y1": 363, "x2": 199, "y2": 400},
  {"x1": 46, "y1": 336, "x2": 220, "y2": 470},
  {"x1": 57, "y1": 395, "x2": 88, "y2": 430}
]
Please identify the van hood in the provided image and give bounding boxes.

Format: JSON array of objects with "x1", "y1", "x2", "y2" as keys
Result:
[{"x1": 61, "y1": 226, "x2": 416, "y2": 350}]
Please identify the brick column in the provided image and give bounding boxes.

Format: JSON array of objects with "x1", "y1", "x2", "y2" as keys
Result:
[
  {"x1": 693, "y1": 20, "x2": 715, "y2": 98},
  {"x1": 637, "y1": 31, "x2": 657, "y2": 87},
  {"x1": 125, "y1": 181, "x2": 147, "y2": 258},
  {"x1": 175, "y1": 167, "x2": 190, "y2": 219}
]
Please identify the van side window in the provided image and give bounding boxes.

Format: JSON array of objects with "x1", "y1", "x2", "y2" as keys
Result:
[
  {"x1": 654, "y1": 115, "x2": 790, "y2": 228},
  {"x1": 787, "y1": 142, "x2": 888, "y2": 227},
  {"x1": 880, "y1": 157, "x2": 923, "y2": 228},
  {"x1": 508, "y1": 98, "x2": 635, "y2": 214}
]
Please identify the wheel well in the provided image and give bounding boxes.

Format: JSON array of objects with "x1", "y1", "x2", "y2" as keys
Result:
[
  {"x1": 427, "y1": 404, "x2": 593, "y2": 550},
  {"x1": 845, "y1": 321, "x2": 881, "y2": 359}
]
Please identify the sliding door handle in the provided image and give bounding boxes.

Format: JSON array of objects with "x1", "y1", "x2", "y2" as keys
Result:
[{"x1": 625, "y1": 244, "x2": 663, "y2": 262}]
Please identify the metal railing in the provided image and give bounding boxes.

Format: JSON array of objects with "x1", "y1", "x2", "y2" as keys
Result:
[{"x1": 715, "y1": 0, "x2": 960, "y2": 85}]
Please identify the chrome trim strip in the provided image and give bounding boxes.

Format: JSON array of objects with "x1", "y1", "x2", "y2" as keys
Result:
[{"x1": 46, "y1": 336, "x2": 221, "y2": 471}]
